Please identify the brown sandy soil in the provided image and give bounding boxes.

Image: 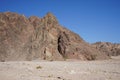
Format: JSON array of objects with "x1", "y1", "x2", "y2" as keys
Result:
[{"x1": 0, "y1": 56, "x2": 120, "y2": 80}]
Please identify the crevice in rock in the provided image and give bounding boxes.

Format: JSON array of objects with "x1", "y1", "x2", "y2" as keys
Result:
[{"x1": 57, "y1": 34, "x2": 66, "y2": 58}]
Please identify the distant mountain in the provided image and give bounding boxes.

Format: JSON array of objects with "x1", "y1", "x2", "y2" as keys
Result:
[
  {"x1": 0, "y1": 12, "x2": 110, "y2": 61},
  {"x1": 92, "y1": 42, "x2": 120, "y2": 56}
]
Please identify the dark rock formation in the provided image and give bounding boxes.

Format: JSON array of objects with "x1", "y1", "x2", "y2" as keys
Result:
[
  {"x1": 92, "y1": 42, "x2": 120, "y2": 56},
  {"x1": 0, "y1": 12, "x2": 109, "y2": 61}
]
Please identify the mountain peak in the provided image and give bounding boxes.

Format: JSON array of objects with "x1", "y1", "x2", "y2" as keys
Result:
[
  {"x1": 0, "y1": 11, "x2": 113, "y2": 61},
  {"x1": 43, "y1": 12, "x2": 58, "y2": 25},
  {"x1": 46, "y1": 12, "x2": 55, "y2": 17}
]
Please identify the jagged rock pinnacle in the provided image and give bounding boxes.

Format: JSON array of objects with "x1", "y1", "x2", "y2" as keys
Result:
[{"x1": 43, "y1": 12, "x2": 58, "y2": 25}]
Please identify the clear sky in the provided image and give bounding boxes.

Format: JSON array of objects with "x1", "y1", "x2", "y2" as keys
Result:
[{"x1": 0, "y1": 0, "x2": 120, "y2": 43}]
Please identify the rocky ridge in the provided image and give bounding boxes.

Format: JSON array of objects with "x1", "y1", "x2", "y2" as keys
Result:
[
  {"x1": 92, "y1": 42, "x2": 120, "y2": 56},
  {"x1": 0, "y1": 12, "x2": 112, "y2": 61}
]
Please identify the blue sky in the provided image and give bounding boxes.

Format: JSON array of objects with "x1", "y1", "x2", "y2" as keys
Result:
[{"x1": 0, "y1": 0, "x2": 120, "y2": 43}]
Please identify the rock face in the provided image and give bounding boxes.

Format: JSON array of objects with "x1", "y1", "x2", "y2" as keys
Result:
[
  {"x1": 92, "y1": 42, "x2": 120, "y2": 56},
  {"x1": 0, "y1": 12, "x2": 109, "y2": 61}
]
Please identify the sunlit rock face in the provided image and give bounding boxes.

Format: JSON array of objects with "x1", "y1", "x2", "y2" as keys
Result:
[
  {"x1": 92, "y1": 42, "x2": 120, "y2": 56},
  {"x1": 0, "y1": 12, "x2": 109, "y2": 61}
]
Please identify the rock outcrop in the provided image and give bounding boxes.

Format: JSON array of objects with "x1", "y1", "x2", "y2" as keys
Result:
[
  {"x1": 92, "y1": 42, "x2": 120, "y2": 56},
  {"x1": 0, "y1": 12, "x2": 109, "y2": 61}
]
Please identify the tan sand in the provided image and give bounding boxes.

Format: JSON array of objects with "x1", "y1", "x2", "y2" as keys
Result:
[{"x1": 0, "y1": 56, "x2": 120, "y2": 80}]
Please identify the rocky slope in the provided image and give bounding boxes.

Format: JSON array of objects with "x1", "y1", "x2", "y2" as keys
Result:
[
  {"x1": 0, "y1": 12, "x2": 109, "y2": 61},
  {"x1": 92, "y1": 42, "x2": 120, "y2": 56}
]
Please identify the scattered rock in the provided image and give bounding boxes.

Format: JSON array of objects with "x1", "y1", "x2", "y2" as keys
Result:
[{"x1": 69, "y1": 70, "x2": 76, "y2": 74}]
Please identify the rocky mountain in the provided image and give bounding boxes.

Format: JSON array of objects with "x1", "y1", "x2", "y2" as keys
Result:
[
  {"x1": 0, "y1": 12, "x2": 109, "y2": 61},
  {"x1": 92, "y1": 42, "x2": 120, "y2": 56}
]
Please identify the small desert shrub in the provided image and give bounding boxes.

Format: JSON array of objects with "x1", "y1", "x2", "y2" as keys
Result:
[
  {"x1": 1, "y1": 59, "x2": 5, "y2": 62},
  {"x1": 48, "y1": 75, "x2": 53, "y2": 78},
  {"x1": 63, "y1": 56, "x2": 68, "y2": 61},
  {"x1": 36, "y1": 65, "x2": 42, "y2": 69},
  {"x1": 91, "y1": 55, "x2": 97, "y2": 60}
]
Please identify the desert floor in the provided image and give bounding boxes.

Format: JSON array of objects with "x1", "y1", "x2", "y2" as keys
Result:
[{"x1": 0, "y1": 56, "x2": 120, "y2": 80}]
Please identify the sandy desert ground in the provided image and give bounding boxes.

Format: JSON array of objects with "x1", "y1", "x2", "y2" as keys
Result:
[{"x1": 0, "y1": 56, "x2": 120, "y2": 80}]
